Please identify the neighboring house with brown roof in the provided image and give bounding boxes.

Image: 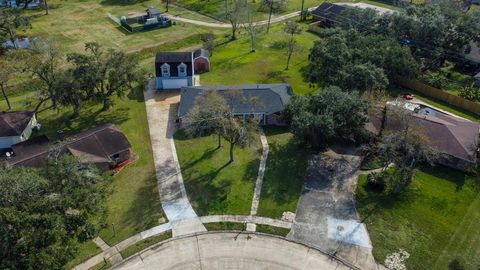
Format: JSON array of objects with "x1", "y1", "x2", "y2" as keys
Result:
[
  {"x1": 7, "y1": 123, "x2": 132, "y2": 171},
  {"x1": 0, "y1": 111, "x2": 37, "y2": 149},
  {"x1": 386, "y1": 102, "x2": 479, "y2": 171}
]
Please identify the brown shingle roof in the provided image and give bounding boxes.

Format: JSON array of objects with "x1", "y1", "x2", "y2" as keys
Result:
[
  {"x1": 386, "y1": 108, "x2": 479, "y2": 163},
  {"x1": 8, "y1": 123, "x2": 131, "y2": 168},
  {"x1": 0, "y1": 111, "x2": 34, "y2": 137}
]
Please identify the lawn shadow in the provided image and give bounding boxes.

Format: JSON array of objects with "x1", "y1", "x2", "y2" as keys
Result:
[
  {"x1": 419, "y1": 165, "x2": 467, "y2": 192},
  {"x1": 38, "y1": 105, "x2": 130, "y2": 141},
  {"x1": 183, "y1": 161, "x2": 232, "y2": 216},
  {"x1": 260, "y1": 128, "x2": 310, "y2": 206},
  {"x1": 104, "y1": 170, "x2": 164, "y2": 244}
]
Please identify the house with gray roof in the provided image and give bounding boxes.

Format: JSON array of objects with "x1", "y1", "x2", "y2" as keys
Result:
[{"x1": 178, "y1": 84, "x2": 294, "y2": 125}]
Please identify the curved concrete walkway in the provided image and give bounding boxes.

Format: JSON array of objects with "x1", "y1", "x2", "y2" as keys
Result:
[
  {"x1": 72, "y1": 216, "x2": 292, "y2": 270},
  {"x1": 111, "y1": 232, "x2": 358, "y2": 270}
]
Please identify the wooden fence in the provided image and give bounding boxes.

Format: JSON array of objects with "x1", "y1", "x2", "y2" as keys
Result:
[{"x1": 394, "y1": 77, "x2": 480, "y2": 116}]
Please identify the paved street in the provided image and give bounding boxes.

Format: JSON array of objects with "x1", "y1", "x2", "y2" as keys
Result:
[{"x1": 112, "y1": 232, "x2": 354, "y2": 270}]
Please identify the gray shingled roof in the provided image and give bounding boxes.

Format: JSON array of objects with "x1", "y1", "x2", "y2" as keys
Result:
[
  {"x1": 312, "y1": 3, "x2": 346, "y2": 21},
  {"x1": 193, "y1": 48, "x2": 209, "y2": 59},
  {"x1": 0, "y1": 111, "x2": 34, "y2": 137},
  {"x1": 178, "y1": 84, "x2": 293, "y2": 118},
  {"x1": 155, "y1": 52, "x2": 192, "y2": 63}
]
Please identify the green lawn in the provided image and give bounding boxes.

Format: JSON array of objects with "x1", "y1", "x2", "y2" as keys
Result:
[
  {"x1": 174, "y1": 130, "x2": 261, "y2": 215},
  {"x1": 257, "y1": 127, "x2": 310, "y2": 219},
  {"x1": 23, "y1": 0, "x2": 224, "y2": 53},
  {"x1": 1, "y1": 87, "x2": 165, "y2": 264},
  {"x1": 356, "y1": 166, "x2": 480, "y2": 270},
  {"x1": 63, "y1": 241, "x2": 101, "y2": 270},
  {"x1": 119, "y1": 231, "x2": 172, "y2": 259},
  {"x1": 204, "y1": 222, "x2": 247, "y2": 231},
  {"x1": 256, "y1": 224, "x2": 291, "y2": 237},
  {"x1": 174, "y1": 0, "x2": 323, "y2": 21},
  {"x1": 202, "y1": 23, "x2": 319, "y2": 95}
]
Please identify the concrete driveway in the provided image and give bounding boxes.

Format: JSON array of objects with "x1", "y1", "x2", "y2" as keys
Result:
[
  {"x1": 112, "y1": 232, "x2": 354, "y2": 270},
  {"x1": 288, "y1": 146, "x2": 382, "y2": 270},
  {"x1": 144, "y1": 82, "x2": 206, "y2": 236}
]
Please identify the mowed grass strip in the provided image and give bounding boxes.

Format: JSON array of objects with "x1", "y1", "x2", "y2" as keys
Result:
[
  {"x1": 257, "y1": 127, "x2": 310, "y2": 219},
  {"x1": 204, "y1": 222, "x2": 247, "y2": 231},
  {"x1": 256, "y1": 224, "x2": 290, "y2": 237},
  {"x1": 119, "y1": 231, "x2": 173, "y2": 259},
  {"x1": 174, "y1": 130, "x2": 261, "y2": 216},
  {"x1": 356, "y1": 166, "x2": 480, "y2": 270}
]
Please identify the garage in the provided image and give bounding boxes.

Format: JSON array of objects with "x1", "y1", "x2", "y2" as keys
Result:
[{"x1": 162, "y1": 79, "x2": 189, "y2": 89}]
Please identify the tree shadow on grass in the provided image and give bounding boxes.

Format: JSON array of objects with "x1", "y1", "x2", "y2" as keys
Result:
[
  {"x1": 38, "y1": 106, "x2": 130, "y2": 141},
  {"x1": 419, "y1": 165, "x2": 467, "y2": 192},
  {"x1": 183, "y1": 162, "x2": 232, "y2": 216},
  {"x1": 103, "y1": 170, "x2": 164, "y2": 244},
  {"x1": 260, "y1": 136, "x2": 310, "y2": 206}
]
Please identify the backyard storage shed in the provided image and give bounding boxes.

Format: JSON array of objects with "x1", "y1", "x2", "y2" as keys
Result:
[
  {"x1": 0, "y1": 111, "x2": 37, "y2": 149},
  {"x1": 155, "y1": 49, "x2": 210, "y2": 90},
  {"x1": 178, "y1": 84, "x2": 293, "y2": 125}
]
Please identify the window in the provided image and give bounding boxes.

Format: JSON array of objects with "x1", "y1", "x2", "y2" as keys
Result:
[
  {"x1": 178, "y1": 63, "x2": 187, "y2": 77},
  {"x1": 161, "y1": 63, "x2": 170, "y2": 77}
]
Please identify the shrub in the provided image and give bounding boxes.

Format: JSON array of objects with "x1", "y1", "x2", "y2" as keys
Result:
[
  {"x1": 367, "y1": 172, "x2": 386, "y2": 191},
  {"x1": 458, "y1": 82, "x2": 480, "y2": 102},
  {"x1": 421, "y1": 72, "x2": 450, "y2": 89}
]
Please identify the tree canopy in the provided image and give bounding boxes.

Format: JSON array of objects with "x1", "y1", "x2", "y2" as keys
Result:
[
  {"x1": 283, "y1": 86, "x2": 370, "y2": 149},
  {"x1": 0, "y1": 156, "x2": 111, "y2": 269},
  {"x1": 308, "y1": 29, "x2": 417, "y2": 92},
  {"x1": 336, "y1": 5, "x2": 480, "y2": 70}
]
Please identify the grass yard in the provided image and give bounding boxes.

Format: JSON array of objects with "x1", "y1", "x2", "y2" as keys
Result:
[
  {"x1": 174, "y1": 0, "x2": 323, "y2": 21},
  {"x1": 256, "y1": 224, "x2": 291, "y2": 237},
  {"x1": 356, "y1": 166, "x2": 480, "y2": 270},
  {"x1": 174, "y1": 130, "x2": 261, "y2": 215},
  {"x1": 23, "y1": 0, "x2": 223, "y2": 53},
  {"x1": 204, "y1": 222, "x2": 247, "y2": 231},
  {"x1": 1, "y1": 87, "x2": 165, "y2": 264},
  {"x1": 257, "y1": 127, "x2": 310, "y2": 219},
  {"x1": 119, "y1": 231, "x2": 173, "y2": 259},
  {"x1": 201, "y1": 23, "x2": 319, "y2": 95}
]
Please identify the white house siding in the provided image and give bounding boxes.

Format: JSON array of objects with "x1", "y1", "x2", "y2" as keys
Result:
[
  {"x1": 156, "y1": 77, "x2": 193, "y2": 90},
  {"x1": 0, "y1": 115, "x2": 36, "y2": 149}
]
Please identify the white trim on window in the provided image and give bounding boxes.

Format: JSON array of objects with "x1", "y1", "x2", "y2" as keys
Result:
[
  {"x1": 161, "y1": 63, "x2": 170, "y2": 77},
  {"x1": 178, "y1": 62, "x2": 187, "y2": 77}
]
